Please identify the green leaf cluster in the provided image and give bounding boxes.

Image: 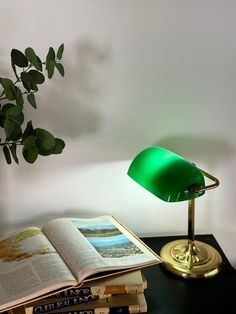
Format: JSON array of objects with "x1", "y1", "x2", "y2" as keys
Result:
[
  {"x1": 0, "y1": 44, "x2": 65, "y2": 164},
  {"x1": 22, "y1": 123, "x2": 65, "y2": 163}
]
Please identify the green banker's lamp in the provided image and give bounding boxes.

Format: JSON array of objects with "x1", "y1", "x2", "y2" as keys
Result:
[{"x1": 128, "y1": 146, "x2": 222, "y2": 279}]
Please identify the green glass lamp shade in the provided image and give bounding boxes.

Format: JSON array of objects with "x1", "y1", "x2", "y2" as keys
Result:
[{"x1": 128, "y1": 146, "x2": 205, "y2": 202}]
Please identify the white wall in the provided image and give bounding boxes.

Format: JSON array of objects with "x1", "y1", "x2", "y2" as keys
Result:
[{"x1": 0, "y1": 0, "x2": 235, "y2": 267}]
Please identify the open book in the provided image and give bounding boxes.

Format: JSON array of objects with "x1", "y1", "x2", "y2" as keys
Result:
[{"x1": 0, "y1": 215, "x2": 161, "y2": 312}]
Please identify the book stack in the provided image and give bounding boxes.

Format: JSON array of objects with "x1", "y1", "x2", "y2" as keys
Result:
[
  {"x1": 0, "y1": 216, "x2": 161, "y2": 314},
  {"x1": 10, "y1": 270, "x2": 148, "y2": 314}
]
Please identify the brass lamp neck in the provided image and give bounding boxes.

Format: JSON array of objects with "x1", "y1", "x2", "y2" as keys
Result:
[
  {"x1": 188, "y1": 199, "x2": 195, "y2": 243},
  {"x1": 187, "y1": 168, "x2": 219, "y2": 244}
]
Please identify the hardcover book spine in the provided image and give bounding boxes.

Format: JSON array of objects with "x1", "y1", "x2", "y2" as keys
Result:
[
  {"x1": 53, "y1": 288, "x2": 93, "y2": 298},
  {"x1": 32, "y1": 295, "x2": 101, "y2": 314},
  {"x1": 49, "y1": 305, "x2": 138, "y2": 314},
  {"x1": 98, "y1": 285, "x2": 145, "y2": 295},
  {"x1": 52, "y1": 285, "x2": 145, "y2": 298}
]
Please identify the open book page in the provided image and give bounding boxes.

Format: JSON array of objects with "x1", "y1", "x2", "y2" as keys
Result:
[
  {"x1": 42, "y1": 215, "x2": 161, "y2": 283},
  {"x1": 0, "y1": 227, "x2": 76, "y2": 312}
]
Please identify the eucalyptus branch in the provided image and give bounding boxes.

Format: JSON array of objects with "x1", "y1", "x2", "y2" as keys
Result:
[{"x1": 0, "y1": 44, "x2": 65, "y2": 164}]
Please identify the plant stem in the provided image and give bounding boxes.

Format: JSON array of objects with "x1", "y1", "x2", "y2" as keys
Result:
[{"x1": 0, "y1": 140, "x2": 23, "y2": 146}]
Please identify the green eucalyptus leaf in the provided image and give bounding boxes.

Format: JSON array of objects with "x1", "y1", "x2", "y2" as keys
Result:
[
  {"x1": 0, "y1": 107, "x2": 5, "y2": 127},
  {"x1": 46, "y1": 47, "x2": 56, "y2": 78},
  {"x1": 25, "y1": 47, "x2": 41, "y2": 70},
  {"x1": 36, "y1": 56, "x2": 43, "y2": 72},
  {"x1": 46, "y1": 47, "x2": 55, "y2": 64},
  {"x1": 38, "y1": 147, "x2": 53, "y2": 156},
  {"x1": 3, "y1": 146, "x2": 11, "y2": 164},
  {"x1": 35, "y1": 128, "x2": 55, "y2": 151},
  {"x1": 2, "y1": 103, "x2": 20, "y2": 114},
  {"x1": 15, "y1": 87, "x2": 24, "y2": 108},
  {"x1": 1, "y1": 103, "x2": 11, "y2": 114},
  {"x1": 0, "y1": 78, "x2": 14, "y2": 89},
  {"x1": 55, "y1": 63, "x2": 65, "y2": 77},
  {"x1": 4, "y1": 118, "x2": 22, "y2": 140},
  {"x1": 21, "y1": 72, "x2": 30, "y2": 82},
  {"x1": 11, "y1": 49, "x2": 28, "y2": 68},
  {"x1": 27, "y1": 93, "x2": 36, "y2": 108},
  {"x1": 23, "y1": 147, "x2": 38, "y2": 163},
  {"x1": 29, "y1": 70, "x2": 45, "y2": 84},
  {"x1": 23, "y1": 134, "x2": 36, "y2": 148},
  {"x1": 21, "y1": 73, "x2": 41, "y2": 92},
  {"x1": 30, "y1": 82, "x2": 38, "y2": 92},
  {"x1": 22, "y1": 77, "x2": 31, "y2": 92},
  {"x1": 2, "y1": 103, "x2": 24, "y2": 125},
  {"x1": 3, "y1": 118, "x2": 15, "y2": 138},
  {"x1": 38, "y1": 138, "x2": 65, "y2": 156},
  {"x1": 57, "y1": 44, "x2": 64, "y2": 60},
  {"x1": 0, "y1": 104, "x2": 23, "y2": 137},
  {"x1": 9, "y1": 143, "x2": 19, "y2": 164},
  {"x1": 47, "y1": 60, "x2": 55, "y2": 79},
  {"x1": 22, "y1": 120, "x2": 34, "y2": 139},
  {"x1": 6, "y1": 104, "x2": 22, "y2": 116},
  {"x1": 11, "y1": 62, "x2": 18, "y2": 78},
  {"x1": 23, "y1": 135, "x2": 38, "y2": 163},
  {"x1": 0, "y1": 78, "x2": 16, "y2": 100},
  {"x1": 6, "y1": 87, "x2": 16, "y2": 101},
  {"x1": 52, "y1": 138, "x2": 65, "y2": 154},
  {"x1": 21, "y1": 70, "x2": 45, "y2": 85}
]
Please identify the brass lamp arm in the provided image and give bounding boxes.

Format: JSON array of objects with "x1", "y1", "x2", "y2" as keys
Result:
[{"x1": 191, "y1": 168, "x2": 219, "y2": 193}]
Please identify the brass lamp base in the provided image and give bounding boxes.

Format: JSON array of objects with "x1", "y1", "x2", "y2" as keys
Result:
[{"x1": 160, "y1": 239, "x2": 222, "y2": 279}]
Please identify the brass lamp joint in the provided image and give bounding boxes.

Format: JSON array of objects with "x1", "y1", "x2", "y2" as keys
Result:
[{"x1": 190, "y1": 167, "x2": 219, "y2": 193}]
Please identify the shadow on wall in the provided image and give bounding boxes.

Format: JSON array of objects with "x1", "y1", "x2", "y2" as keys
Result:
[
  {"x1": 37, "y1": 38, "x2": 111, "y2": 138},
  {"x1": 1, "y1": 38, "x2": 110, "y2": 140},
  {"x1": 156, "y1": 135, "x2": 235, "y2": 162}
]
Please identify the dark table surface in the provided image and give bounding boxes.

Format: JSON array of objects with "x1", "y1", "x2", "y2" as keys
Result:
[{"x1": 142, "y1": 234, "x2": 236, "y2": 314}]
